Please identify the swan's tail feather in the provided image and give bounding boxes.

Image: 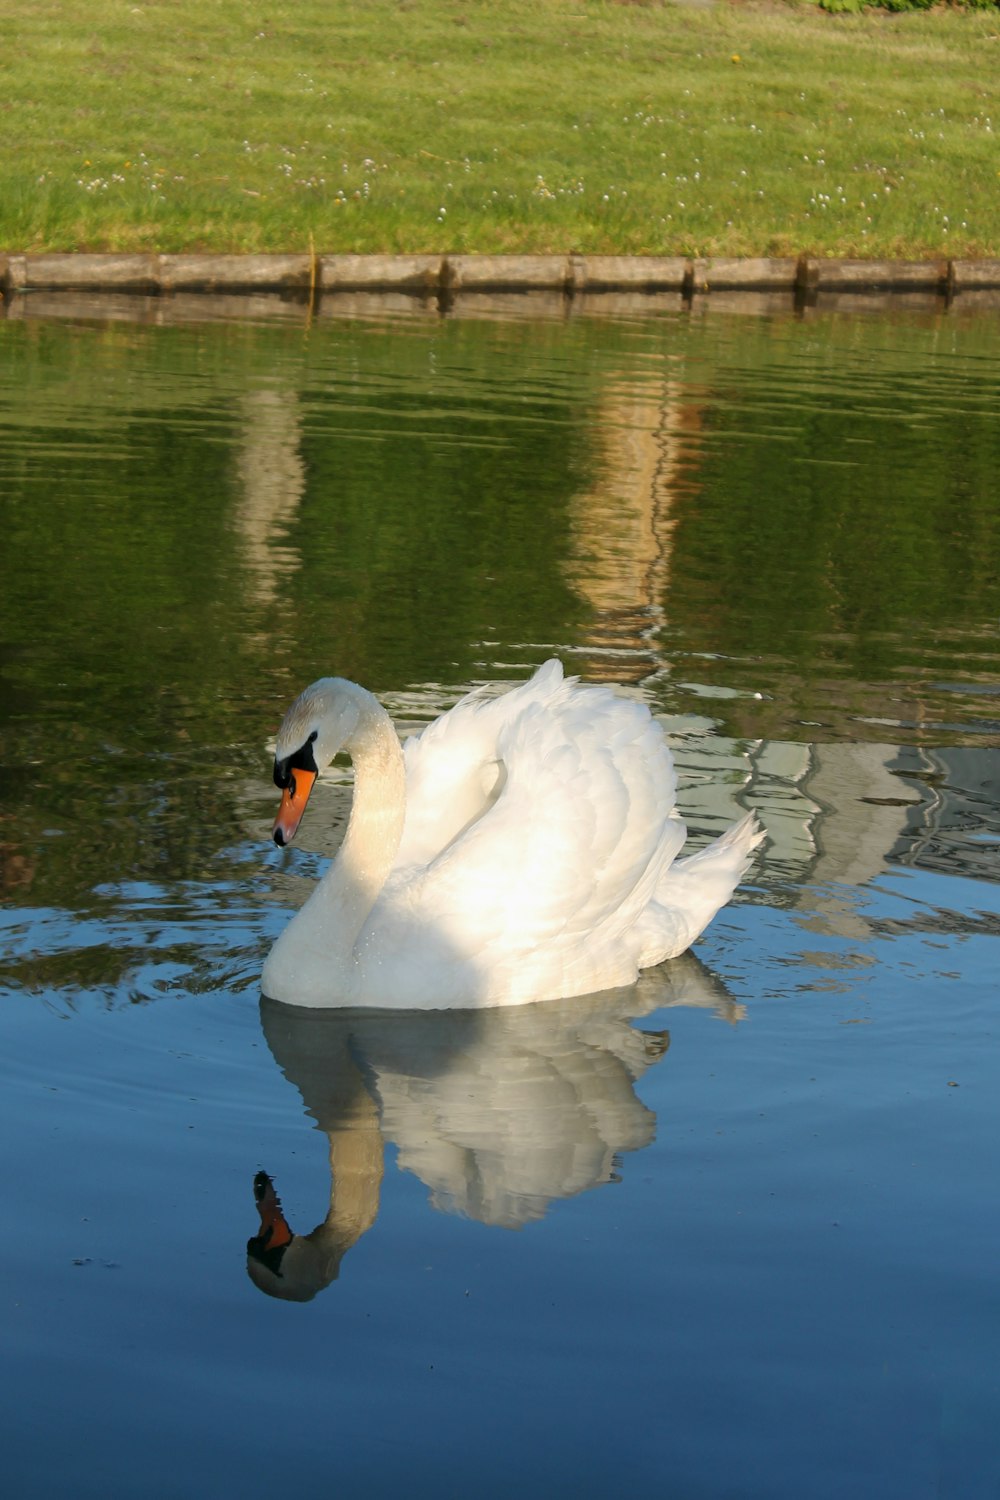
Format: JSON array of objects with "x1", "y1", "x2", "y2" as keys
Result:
[
  {"x1": 676, "y1": 810, "x2": 765, "y2": 877},
  {"x1": 637, "y1": 811, "x2": 764, "y2": 967},
  {"x1": 663, "y1": 810, "x2": 765, "y2": 900}
]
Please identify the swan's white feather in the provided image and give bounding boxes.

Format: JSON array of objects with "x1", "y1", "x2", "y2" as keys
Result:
[{"x1": 263, "y1": 660, "x2": 761, "y2": 1008}]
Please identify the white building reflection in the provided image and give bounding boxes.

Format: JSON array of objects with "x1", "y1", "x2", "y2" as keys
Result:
[
  {"x1": 232, "y1": 387, "x2": 304, "y2": 609},
  {"x1": 563, "y1": 373, "x2": 700, "y2": 684}
]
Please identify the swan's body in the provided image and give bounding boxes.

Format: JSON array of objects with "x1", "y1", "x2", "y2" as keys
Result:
[{"x1": 262, "y1": 660, "x2": 762, "y2": 1009}]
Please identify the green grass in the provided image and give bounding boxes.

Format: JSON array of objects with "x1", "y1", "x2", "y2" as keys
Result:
[{"x1": 5, "y1": 0, "x2": 999, "y2": 257}]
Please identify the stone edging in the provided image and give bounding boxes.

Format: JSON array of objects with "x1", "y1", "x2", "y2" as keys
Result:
[{"x1": 3, "y1": 251, "x2": 1000, "y2": 302}]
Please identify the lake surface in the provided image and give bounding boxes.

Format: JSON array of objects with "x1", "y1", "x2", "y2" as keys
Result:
[{"x1": 2, "y1": 290, "x2": 999, "y2": 1498}]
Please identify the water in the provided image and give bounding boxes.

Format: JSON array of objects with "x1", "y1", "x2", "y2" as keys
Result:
[{"x1": 2, "y1": 293, "x2": 999, "y2": 1498}]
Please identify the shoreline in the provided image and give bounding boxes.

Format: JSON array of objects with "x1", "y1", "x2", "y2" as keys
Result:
[
  {"x1": 4, "y1": 254, "x2": 1000, "y2": 326},
  {"x1": 3, "y1": 252, "x2": 1000, "y2": 305}
]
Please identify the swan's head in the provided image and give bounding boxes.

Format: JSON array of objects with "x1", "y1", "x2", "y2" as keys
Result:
[
  {"x1": 271, "y1": 678, "x2": 362, "y2": 847},
  {"x1": 246, "y1": 1170, "x2": 347, "y2": 1301},
  {"x1": 245, "y1": 1164, "x2": 352, "y2": 1296}
]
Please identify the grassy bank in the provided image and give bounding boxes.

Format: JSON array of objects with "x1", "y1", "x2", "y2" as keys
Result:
[{"x1": 5, "y1": 0, "x2": 998, "y2": 258}]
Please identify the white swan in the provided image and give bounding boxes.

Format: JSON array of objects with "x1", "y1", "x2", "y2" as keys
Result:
[{"x1": 262, "y1": 660, "x2": 762, "y2": 1009}]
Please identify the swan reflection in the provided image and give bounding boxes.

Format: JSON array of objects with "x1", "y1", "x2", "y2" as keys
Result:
[{"x1": 247, "y1": 954, "x2": 738, "y2": 1300}]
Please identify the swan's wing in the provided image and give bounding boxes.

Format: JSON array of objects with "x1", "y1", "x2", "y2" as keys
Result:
[
  {"x1": 387, "y1": 676, "x2": 685, "y2": 988},
  {"x1": 396, "y1": 659, "x2": 570, "y2": 870}
]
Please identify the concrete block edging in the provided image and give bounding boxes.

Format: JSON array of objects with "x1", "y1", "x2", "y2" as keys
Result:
[{"x1": 2, "y1": 251, "x2": 999, "y2": 301}]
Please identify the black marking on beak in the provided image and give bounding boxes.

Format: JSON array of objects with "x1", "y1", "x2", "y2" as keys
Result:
[{"x1": 273, "y1": 729, "x2": 319, "y2": 789}]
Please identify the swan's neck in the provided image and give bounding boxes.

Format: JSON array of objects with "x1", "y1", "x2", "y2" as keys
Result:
[{"x1": 316, "y1": 690, "x2": 406, "y2": 958}]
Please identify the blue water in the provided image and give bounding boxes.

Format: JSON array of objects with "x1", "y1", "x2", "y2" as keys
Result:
[{"x1": 2, "y1": 294, "x2": 999, "y2": 1497}]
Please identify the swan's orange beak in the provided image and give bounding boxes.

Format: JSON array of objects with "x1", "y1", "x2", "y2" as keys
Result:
[
  {"x1": 272, "y1": 767, "x2": 316, "y2": 847},
  {"x1": 251, "y1": 1171, "x2": 294, "y2": 1251}
]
